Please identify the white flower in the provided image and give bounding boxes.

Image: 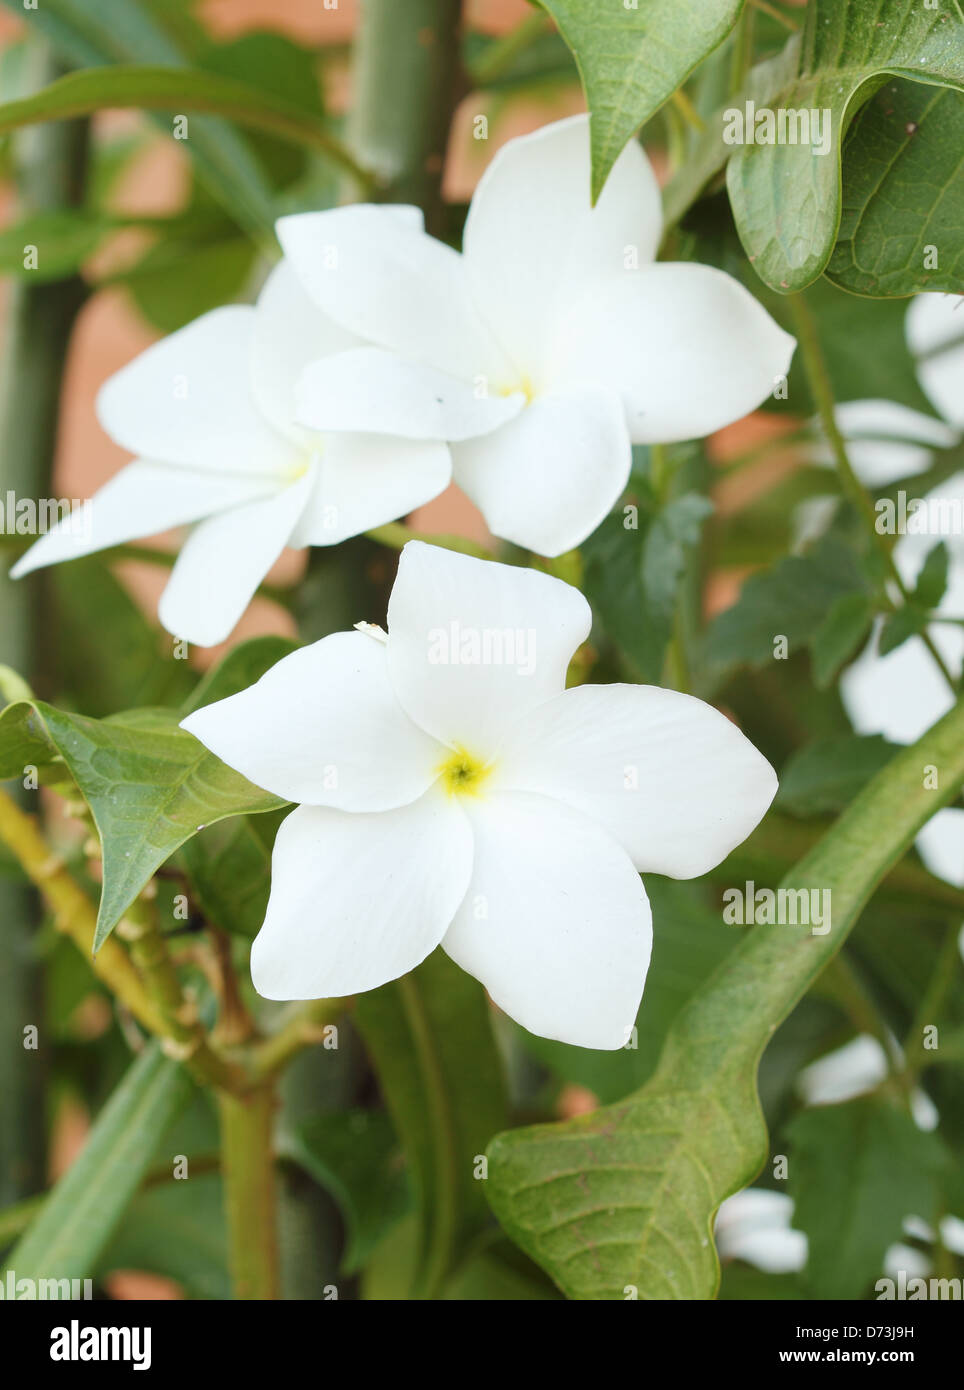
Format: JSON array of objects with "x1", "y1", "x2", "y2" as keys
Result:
[
  {"x1": 832, "y1": 294, "x2": 964, "y2": 887},
  {"x1": 10, "y1": 245, "x2": 451, "y2": 646},
  {"x1": 181, "y1": 541, "x2": 777, "y2": 1049},
  {"x1": 277, "y1": 114, "x2": 796, "y2": 557},
  {"x1": 714, "y1": 1189, "x2": 807, "y2": 1274}
]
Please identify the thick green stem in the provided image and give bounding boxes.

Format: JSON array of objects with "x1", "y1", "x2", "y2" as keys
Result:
[
  {"x1": 0, "y1": 48, "x2": 88, "y2": 1207},
  {"x1": 218, "y1": 1086, "x2": 280, "y2": 1300},
  {"x1": 346, "y1": 0, "x2": 464, "y2": 235}
]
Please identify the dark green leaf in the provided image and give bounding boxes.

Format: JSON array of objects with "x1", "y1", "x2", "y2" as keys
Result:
[
  {"x1": 879, "y1": 604, "x2": 927, "y2": 656},
  {"x1": 828, "y1": 82, "x2": 964, "y2": 297},
  {"x1": 0, "y1": 209, "x2": 109, "y2": 281},
  {"x1": 912, "y1": 541, "x2": 950, "y2": 612},
  {"x1": 788, "y1": 1096, "x2": 947, "y2": 1298},
  {"x1": 809, "y1": 591, "x2": 874, "y2": 688}
]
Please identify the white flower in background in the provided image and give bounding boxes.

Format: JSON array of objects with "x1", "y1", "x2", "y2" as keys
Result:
[
  {"x1": 830, "y1": 294, "x2": 964, "y2": 888},
  {"x1": 10, "y1": 246, "x2": 451, "y2": 647},
  {"x1": 277, "y1": 114, "x2": 796, "y2": 557},
  {"x1": 714, "y1": 1189, "x2": 807, "y2": 1274},
  {"x1": 182, "y1": 542, "x2": 777, "y2": 1049}
]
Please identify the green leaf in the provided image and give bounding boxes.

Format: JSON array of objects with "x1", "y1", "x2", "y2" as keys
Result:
[
  {"x1": 912, "y1": 541, "x2": 950, "y2": 612},
  {"x1": 284, "y1": 1110, "x2": 412, "y2": 1274},
  {"x1": 726, "y1": 0, "x2": 964, "y2": 293},
  {"x1": 581, "y1": 505, "x2": 670, "y2": 682},
  {"x1": 177, "y1": 816, "x2": 276, "y2": 939},
  {"x1": 809, "y1": 591, "x2": 874, "y2": 689},
  {"x1": 788, "y1": 1096, "x2": 947, "y2": 1298},
  {"x1": 0, "y1": 64, "x2": 367, "y2": 195},
  {"x1": 51, "y1": 555, "x2": 195, "y2": 716},
  {"x1": 827, "y1": 81, "x2": 964, "y2": 297},
  {"x1": 878, "y1": 604, "x2": 927, "y2": 656},
  {"x1": 705, "y1": 533, "x2": 868, "y2": 668},
  {"x1": 3, "y1": 1041, "x2": 193, "y2": 1281},
  {"x1": 0, "y1": 698, "x2": 286, "y2": 950},
  {"x1": 354, "y1": 949, "x2": 508, "y2": 1298},
  {"x1": 97, "y1": 1172, "x2": 229, "y2": 1299},
  {"x1": 641, "y1": 492, "x2": 714, "y2": 621},
  {"x1": 776, "y1": 735, "x2": 899, "y2": 817},
  {"x1": 0, "y1": 0, "x2": 279, "y2": 236},
  {"x1": 119, "y1": 236, "x2": 256, "y2": 334},
  {"x1": 537, "y1": 0, "x2": 745, "y2": 201},
  {"x1": 484, "y1": 694, "x2": 964, "y2": 1299},
  {"x1": 0, "y1": 209, "x2": 110, "y2": 281}
]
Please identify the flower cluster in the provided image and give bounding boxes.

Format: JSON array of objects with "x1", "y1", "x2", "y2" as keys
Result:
[{"x1": 13, "y1": 115, "x2": 793, "y2": 1045}]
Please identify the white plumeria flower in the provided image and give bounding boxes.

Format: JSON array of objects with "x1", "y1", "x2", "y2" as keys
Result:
[
  {"x1": 714, "y1": 1189, "x2": 807, "y2": 1274},
  {"x1": 181, "y1": 541, "x2": 777, "y2": 1050},
  {"x1": 832, "y1": 294, "x2": 964, "y2": 888},
  {"x1": 10, "y1": 248, "x2": 451, "y2": 646},
  {"x1": 276, "y1": 114, "x2": 796, "y2": 558}
]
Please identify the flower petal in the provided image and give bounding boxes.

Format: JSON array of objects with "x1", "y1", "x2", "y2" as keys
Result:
[
  {"x1": 295, "y1": 347, "x2": 524, "y2": 441},
  {"x1": 494, "y1": 683, "x2": 778, "y2": 877},
  {"x1": 906, "y1": 292, "x2": 964, "y2": 429},
  {"x1": 386, "y1": 541, "x2": 591, "y2": 755},
  {"x1": 97, "y1": 307, "x2": 295, "y2": 478},
  {"x1": 551, "y1": 263, "x2": 796, "y2": 444},
  {"x1": 181, "y1": 629, "x2": 444, "y2": 809},
  {"x1": 251, "y1": 790, "x2": 473, "y2": 999},
  {"x1": 451, "y1": 383, "x2": 632, "y2": 555},
  {"x1": 10, "y1": 460, "x2": 276, "y2": 579},
  {"x1": 157, "y1": 473, "x2": 313, "y2": 646},
  {"x1": 442, "y1": 791, "x2": 652, "y2": 1050},
  {"x1": 276, "y1": 205, "x2": 511, "y2": 382},
  {"x1": 463, "y1": 113, "x2": 662, "y2": 376},
  {"x1": 252, "y1": 259, "x2": 362, "y2": 440},
  {"x1": 289, "y1": 431, "x2": 452, "y2": 547},
  {"x1": 819, "y1": 399, "x2": 957, "y2": 487}
]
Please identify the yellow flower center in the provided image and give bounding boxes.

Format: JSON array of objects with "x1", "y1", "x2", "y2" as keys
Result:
[{"x1": 437, "y1": 745, "x2": 492, "y2": 798}]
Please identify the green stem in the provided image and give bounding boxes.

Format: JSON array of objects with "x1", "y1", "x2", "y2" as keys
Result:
[
  {"x1": 0, "y1": 47, "x2": 88, "y2": 1208},
  {"x1": 788, "y1": 293, "x2": 958, "y2": 696},
  {"x1": 218, "y1": 1086, "x2": 280, "y2": 1300},
  {"x1": 251, "y1": 998, "x2": 346, "y2": 1080},
  {"x1": 345, "y1": 0, "x2": 465, "y2": 235}
]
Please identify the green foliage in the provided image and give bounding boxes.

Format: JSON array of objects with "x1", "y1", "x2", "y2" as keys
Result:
[
  {"x1": 4, "y1": 1041, "x2": 194, "y2": 1281},
  {"x1": 354, "y1": 950, "x2": 508, "y2": 1298},
  {"x1": 828, "y1": 82, "x2": 964, "y2": 297},
  {"x1": 538, "y1": 0, "x2": 745, "y2": 200},
  {"x1": 787, "y1": 1097, "x2": 948, "y2": 1298},
  {"x1": 727, "y1": 0, "x2": 964, "y2": 293}
]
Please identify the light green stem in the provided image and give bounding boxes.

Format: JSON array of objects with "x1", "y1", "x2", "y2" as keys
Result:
[{"x1": 218, "y1": 1087, "x2": 280, "y2": 1300}]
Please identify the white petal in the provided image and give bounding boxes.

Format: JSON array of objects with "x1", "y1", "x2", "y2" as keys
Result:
[
  {"x1": 820, "y1": 399, "x2": 957, "y2": 487},
  {"x1": 158, "y1": 473, "x2": 312, "y2": 646},
  {"x1": 276, "y1": 205, "x2": 511, "y2": 383},
  {"x1": 252, "y1": 259, "x2": 362, "y2": 440},
  {"x1": 442, "y1": 791, "x2": 652, "y2": 1050},
  {"x1": 715, "y1": 1190, "x2": 807, "y2": 1274},
  {"x1": 97, "y1": 307, "x2": 296, "y2": 478},
  {"x1": 9, "y1": 460, "x2": 275, "y2": 578},
  {"x1": 251, "y1": 790, "x2": 473, "y2": 999},
  {"x1": 295, "y1": 347, "x2": 524, "y2": 441},
  {"x1": 180, "y1": 629, "x2": 445, "y2": 809},
  {"x1": 551, "y1": 263, "x2": 796, "y2": 444},
  {"x1": 386, "y1": 541, "x2": 591, "y2": 755},
  {"x1": 464, "y1": 114, "x2": 662, "y2": 377},
  {"x1": 289, "y1": 432, "x2": 452, "y2": 547},
  {"x1": 452, "y1": 384, "x2": 632, "y2": 555},
  {"x1": 494, "y1": 683, "x2": 778, "y2": 877},
  {"x1": 915, "y1": 808, "x2": 964, "y2": 889},
  {"x1": 906, "y1": 293, "x2": 964, "y2": 429}
]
